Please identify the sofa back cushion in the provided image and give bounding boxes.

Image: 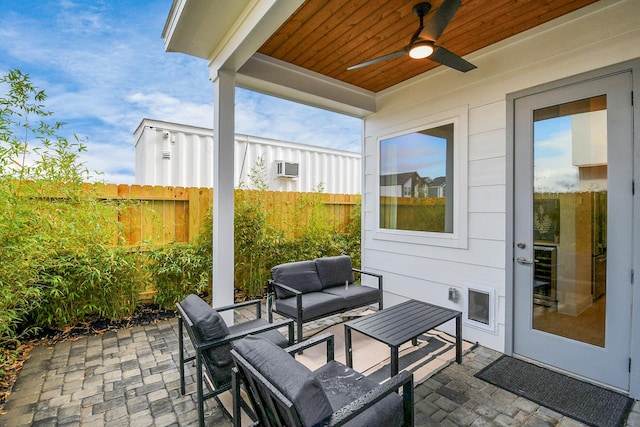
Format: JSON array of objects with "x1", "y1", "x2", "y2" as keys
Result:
[
  {"x1": 271, "y1": 260, "x2": 323, "y2": 298},
  {"x1": 234, "y1": 335, "x2": 333, "y2": 427},
  {"x1": 315, "y1": 255, "x2": 355, "y2": 289}
]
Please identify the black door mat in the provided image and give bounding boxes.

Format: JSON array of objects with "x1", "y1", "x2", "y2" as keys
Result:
[{"x1": 475, "y1": 355, "x2": 633, "y2": 427}]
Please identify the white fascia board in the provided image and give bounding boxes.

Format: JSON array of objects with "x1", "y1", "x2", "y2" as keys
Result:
[
  {"x1": 237, "y1": 53, "x2": 376, "y2": 118},
  {"x1": 208, "y1": 0, "x2": 304, "y2": 73},
  {"x1": 161, "y1": 0, "x2": 183, "y2": 49},
  {"x1": 162, "y1": 0, "x2": 248, "y2": 59},
  {"x1": 162, "y1": 0, "x2": 301, "y2": 66}
]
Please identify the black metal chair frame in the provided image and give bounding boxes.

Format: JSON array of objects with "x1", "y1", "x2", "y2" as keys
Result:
[
  {"x1": 177, "y1": 299, "x2": 294, "y2": 427},
  {"x1": 231, "y1": 333, "x2": 414, "y2": 427}
]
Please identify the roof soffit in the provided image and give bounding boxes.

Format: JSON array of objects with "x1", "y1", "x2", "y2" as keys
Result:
[{"x1": 162, "y1": 0, "x2": 304, "y2": 73}]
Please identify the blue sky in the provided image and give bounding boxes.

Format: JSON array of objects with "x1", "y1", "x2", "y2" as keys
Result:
[
  {"x1": 380, "y1": 132, "x2": 446, "y2": 179},
  {"x1": 534, "y1": 115, "x2": 577, "y2": 192},
  {"x1": 0, "y1": 0, "x2": 361, "y2": 184}
]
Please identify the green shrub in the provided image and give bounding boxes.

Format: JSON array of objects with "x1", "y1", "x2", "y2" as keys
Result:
[
  {"x1": 146, "y1": 242, "x2": 212, "y2": 309},
  {"x1": 233, "y1": 190, "x2": 282, "y2": 297},
  {"x1": 0, "y1": 69, "x2": 361, "y2": 344},
  {"x1": 32, "y1": 246, "x2": 143, "y2": 328},
  {"x1": 232, "y1": 186, "x2": 361, "y2": 298},
  {"x1": 0, "y1": 69, "x2": 138, "y2": 343}
]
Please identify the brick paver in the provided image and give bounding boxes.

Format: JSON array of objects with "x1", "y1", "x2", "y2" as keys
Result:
[{"x1": 1, "y1": 304, "x2": 638, "y2": 426}]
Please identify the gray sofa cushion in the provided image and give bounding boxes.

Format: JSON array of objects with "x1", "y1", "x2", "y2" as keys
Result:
[
  {"x1": 180, "y1": 294, "x2": 230, "y2": 341},
  {"x1": 271, "y1": 260, "x2": 323, "y2": 298},
  {"x1": 234, "y1": 336, "x2": 333, "y2": 427},
  {"x1": 314, "y1": 360, "x2": 404, "y2": 427},
  {"x1": 275, "y1": 292, "x2": 346, "y2": 321},
  {"x1": 321, "y1": 284, "x2": 379, "y2": 308},
  {"x1": 315, "y1": 255, "x2": 356, "y2": 289}
]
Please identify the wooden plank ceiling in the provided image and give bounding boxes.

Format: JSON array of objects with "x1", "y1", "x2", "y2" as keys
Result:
[{"x1": 258, "y1": 0, "x2": 598, "y2": 93}]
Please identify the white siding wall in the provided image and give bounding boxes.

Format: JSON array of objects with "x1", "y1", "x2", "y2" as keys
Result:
[
  {"x1": 234, "y1": 135, "x2": 361, "y2": 193},
  {"x1": 134, "y1": 121, "x2": 213, "y2": 188},
  {"x1": 362, "y1": 0, "x2": 640, "y2": 352},
  {"x1": 134, "y1": 119, "x2": 361, "y2": 193}
]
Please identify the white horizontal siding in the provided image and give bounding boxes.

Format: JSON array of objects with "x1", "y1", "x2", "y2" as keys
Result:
[
  {"x1": 468, "y1": 213, "x2": 505, "y2": 241},
  {"x1": 469, "y1": 129, "x2": 506, "y2": 161},
  {"x1": 468, "y1": 157, "x2": 505, "y2": 187},
  {"x1": 468, "y1": 186, "x2": 505, "y2": 213}
]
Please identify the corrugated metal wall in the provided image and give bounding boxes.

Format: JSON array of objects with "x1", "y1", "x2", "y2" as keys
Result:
[{"x1": 134, "y1": 119, "x2": 361, "y2": 194}]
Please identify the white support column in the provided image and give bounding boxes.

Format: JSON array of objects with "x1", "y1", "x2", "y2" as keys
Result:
[{"x1": 212, "y1": 70, "x2": 236, "y2": 323}]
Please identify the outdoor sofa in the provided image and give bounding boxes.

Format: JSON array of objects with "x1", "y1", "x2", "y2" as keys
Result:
[{"x1": 267, "y1": 255, "x2": 383, "y2": 344}]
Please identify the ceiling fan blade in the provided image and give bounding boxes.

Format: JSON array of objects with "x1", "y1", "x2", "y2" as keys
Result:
[
  {"x1": 429, "y1": 46, "x2": 476, "y2": 72},
  {"x1": 347, "y1": 49, "x2": 407, "y2": 70},
  {"x1": 420, "y1": 0, "x2": 461, "y2": 41}
]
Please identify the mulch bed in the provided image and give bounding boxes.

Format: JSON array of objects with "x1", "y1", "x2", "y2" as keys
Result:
[{"x1": 0, "y1": 304, "x2": 178, "y2": 413}]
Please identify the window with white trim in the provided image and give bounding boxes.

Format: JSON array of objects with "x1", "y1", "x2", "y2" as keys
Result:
[
  {"x1": 379, "y1": 123, "x2": 454, "y2": 233},
  {"x1": 374, "y1": 107, "x2": 468, "y2": 248}
]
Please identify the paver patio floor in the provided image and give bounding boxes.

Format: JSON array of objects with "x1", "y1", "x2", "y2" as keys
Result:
[{"x1": 1, "y1": 305, "x2": 638, "y2": 426}]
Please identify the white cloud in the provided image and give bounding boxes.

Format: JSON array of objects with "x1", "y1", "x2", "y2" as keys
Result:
[
  {"x1": 77, "y1": 136, "x2": 136, "y2": 184},
  {"x1": 235, "y1": 89, "x2": 361, "y2": 152},
  {"x1": 534, "y1": 129, "x2": 579, "y2": 192},
  {"x1": 0, "y1": 1, "x2": 361, "y2": 185},
  {"x1": 128, "y1": 92, "x2": 213, "y2": 129}
]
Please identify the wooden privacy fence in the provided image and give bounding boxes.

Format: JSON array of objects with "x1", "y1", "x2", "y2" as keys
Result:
[
  {"x1": 379, "y1": 196, "x2": 446, "y2": 232},
  {"x1": 92, "y1": 184, "x2": 360, "y2": 246}
]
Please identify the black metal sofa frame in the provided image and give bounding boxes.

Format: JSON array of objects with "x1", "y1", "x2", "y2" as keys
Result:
[
  {"x1": 231, "y1": 333, "x2": 414, "y2": 427},
  {"x1": 267, "y1": 255, "x2": 383, "y2": 344},
  {"x1": 177, "y1": 295, "x2": 294, "y2": 427}
]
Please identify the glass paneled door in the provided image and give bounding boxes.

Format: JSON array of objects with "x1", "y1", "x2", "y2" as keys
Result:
[{"x1": 513, "y1": 72, "x2": 633, "y2": 391}]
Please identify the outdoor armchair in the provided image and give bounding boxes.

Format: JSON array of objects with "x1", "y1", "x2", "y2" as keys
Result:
[
  {"x1": 176, "y1": 294, "x2": 294, "y2": 427},
  {"x1": 230, "y1": 333, "x2": 414, "y2": 427}
]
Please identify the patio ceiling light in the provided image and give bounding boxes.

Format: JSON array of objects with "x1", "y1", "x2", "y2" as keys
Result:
[{"x1": 409, "y1": 40, "x2": 434, "y2": 59}]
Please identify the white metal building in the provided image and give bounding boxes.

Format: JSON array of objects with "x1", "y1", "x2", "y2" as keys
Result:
[{"x1": 134, "y1": 118, "x2": 360, "y2": 193}]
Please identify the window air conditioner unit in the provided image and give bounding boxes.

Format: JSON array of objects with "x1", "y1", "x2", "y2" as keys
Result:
[{"x1": 276, "y1": 161, "x2": 299, "y2": 178}]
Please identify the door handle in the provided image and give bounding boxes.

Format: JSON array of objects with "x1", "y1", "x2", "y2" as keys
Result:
[{"x1": 516, "y1": 256, "x2": 533, "y2": 265}]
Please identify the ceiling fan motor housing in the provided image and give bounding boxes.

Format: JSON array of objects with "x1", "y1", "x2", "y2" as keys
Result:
[{"x1": 413, "y1": 2, "x2": 432, "y2": 18}]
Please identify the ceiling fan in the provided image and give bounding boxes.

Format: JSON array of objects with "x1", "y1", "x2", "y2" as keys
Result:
[{"x1": 347, "y1": 0, "x2": 476, "y2": 72}]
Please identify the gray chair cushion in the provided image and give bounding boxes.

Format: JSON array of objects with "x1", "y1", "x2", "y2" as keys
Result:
[
  {"x1": 180, "y1": 294, "x2": 233, "y2": 388},
  {"x1": 180, "y1": 294, "x2": 230, "y2": 341},
  {"x1": 315, "y1": 255, "x2": 356, "y2": 289},
  {"x1": 275, "y1": 292, "x2": 345, "y2": 321},
  {"x1": 321, "y1": 284, "x2": 379, "y2": 307},
  {"x1": 314, "y1": 360, "x2": 404, "y2": 427},
  {"x1": 271, "y1": 260, "x2": 323, "y2": 298},
  {"x1": 234, "y1": 336, "x2": 333, "y2": 427},
  {"x1": 228, "y1": 318, "x2": 289, "y2": 348}
]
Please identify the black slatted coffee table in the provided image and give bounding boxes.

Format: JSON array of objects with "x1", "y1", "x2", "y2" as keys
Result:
[{"x1": 344, "y1": 299, "x2": 462, "y2": 377}]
